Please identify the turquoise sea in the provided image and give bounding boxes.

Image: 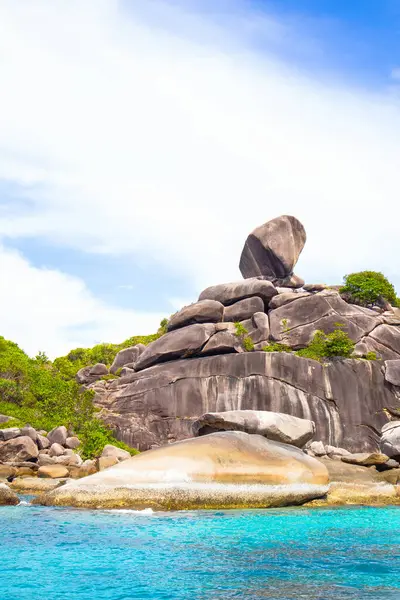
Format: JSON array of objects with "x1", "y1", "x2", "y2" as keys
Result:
[{"x1": 1, "y1": 501, "x2": 400, "y2": 599}]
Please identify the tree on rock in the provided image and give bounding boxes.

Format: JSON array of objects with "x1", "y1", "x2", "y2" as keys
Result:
[{"x1": 340, "y1": 271, "x2": 398, "y2": 308}]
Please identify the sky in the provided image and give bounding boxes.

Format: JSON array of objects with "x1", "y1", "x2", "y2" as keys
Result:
[{"x1": 0, "y1": 0, "x2": 399, "y2": 357}]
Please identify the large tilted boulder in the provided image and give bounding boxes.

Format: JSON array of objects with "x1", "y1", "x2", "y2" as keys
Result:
[
  {"x1": 167, "y1": 300, "x2": 224, "y2": 331},
  {"x1": 201, "y1": 331, "x2": 244, "y2": 355},
  {"x1": 47, "y1": 426, "x2": 68, "y2": 446},
  {"x1": 199, "y1": 278, "x2": 277, "y2": 307},
  {"x1": 192, "y1": 410, "x2": 315, "y2": 448},
  {"x1": 0, "y1": 436, "x2": 39, "y2": 462},
  {"x1": 223, "y1": 297, "x2": 264, "y2": 322},
  {"x1": 36, "y1": 431, "x2": 329, "y2": 510},
  {"x1": 380, "y1": 422, "x2": 400, "y2": 459},
  {"x1": 110, "y1": 344, "x2": 146, "y2": 374},
  {"x1": 0, "y1": 483, "x2": 19, "y2": 506},
  {"x1": 269, "y1": 291, "x2": 381, "y2": 348},
  {"x1": 239, "y1": 215, "x2": 306, "y2": 280},
  {"x1": 134, "y1": 323, "x2": 216, "y2": 371}
]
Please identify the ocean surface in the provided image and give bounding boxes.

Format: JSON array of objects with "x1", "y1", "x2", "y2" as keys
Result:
[{"x1": 1, "y1": 501, "x2": 400, "y2": 600}]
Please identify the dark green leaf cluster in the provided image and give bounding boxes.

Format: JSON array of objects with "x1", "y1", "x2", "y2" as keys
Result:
[{"x1": 340, "y1": 271, "x2": 398, "y2": 307}]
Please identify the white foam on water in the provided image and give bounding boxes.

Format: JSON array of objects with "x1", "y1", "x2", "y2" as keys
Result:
[
  {"x1": 105, "y1": 508, "x2": 154, "y2": 515},
  {"x1": 18, "y1": 500, "x2": 31, "y2": 506}
]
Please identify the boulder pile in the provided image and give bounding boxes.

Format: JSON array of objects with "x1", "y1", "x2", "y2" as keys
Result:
[
  {"x1": 0, "y1": 424, "x2": 131, "y2": 488},
  {"x1": 75, "y1": 215, "x2": 400, "y2": 456}
]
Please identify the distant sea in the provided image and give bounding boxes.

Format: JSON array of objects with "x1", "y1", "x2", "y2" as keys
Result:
[{"x1": 1, "y1": 501, "x2": 400, "y2": 599}]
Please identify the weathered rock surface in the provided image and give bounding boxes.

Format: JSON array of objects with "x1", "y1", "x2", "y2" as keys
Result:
[
  {"x1": 110, "y1": 345, "x2": 145, "y2": 374},
  {"x1": 0, "y1": 483, "x2": 19, "y2": 505},
  {"x1": 380, "y1": 421, "x2": 400, "y2": 459},
  {"x1": 0, "y1": 428, "x2": 21, "y2": 442},
  {"x1": 0, "y1": 436, "x2": 39, "y2": 462},
  {"x1": 199, "y1": 278, "x2": 277, "y2": 307},
  {"x1": 167, "y1": 300, "x2": 224, "y2": 331},
  {"x1": 384, "y1": 360, "x2": 400, "y2": 386},
  {"x1": 269, "y1": 292, "x2": 310, "y2": 310},
  {"x1": 37, "y1": 434, "x2": 50, "y2": 450},
  {"x1": 341, "y1": 452, "x2": 389, "y2": 467},
  {"x1": 201, "y1": 331, "x2": 244, "y2": 355},
  {"x1": 38, "y1": 465, "x2": 69, "y2": 479},
  {"x1": 95, "y1": 352, "x2": 393, "y2": 453},
  {"x1": 369, "y1": 325, "x2": 400, "y2": 357},
  {"x1": 239, "y1": 215, "x2": 306, "y2": 280},
  {"x1": 223, "y1": 297, "x2": 264, "y2": 322},
  {"x1": 47, "y1": 426, "x2": 68, "y2": 447},
  {"x1": 36, "y1": 432, "x2": 329, "y2": 510},
  {"x1": 101, "y1": 444, "x2": 131, "y2": 462},
  {"x1": 134, "y1": 324, "x2": 216, "y2": 372},
  {"x1": 269, "y1": 291, "x2": 380, "y2": 348},
  {"x1": 192, "y1": 410, "x2": 315, "y2": 448},
  {"x1": 243, "y1": 312, "x2": 270, "y2": 345},
  {"x1": 76, "y1": 363, "x2": 109, "y2": 385}
]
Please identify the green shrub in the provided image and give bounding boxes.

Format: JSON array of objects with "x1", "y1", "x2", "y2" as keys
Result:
[
  {"x1": 365, "y1": 351, "x2": 377, "y2": 361},
  {"x1": 296, "y1": 328, "x2": 354, "y2": 362},
  {"x1": 262, "y1": 343, "x2": 291, "y2": 353},
  {"x1": 234, "y1": 322, "x2": 254, "y2": 352},
  {"x1": 101, "y1": 374, "x2": 118, "y2": 381},
  {"x1": 340, "y1": 271, "x2": 398, "y2": 307}
]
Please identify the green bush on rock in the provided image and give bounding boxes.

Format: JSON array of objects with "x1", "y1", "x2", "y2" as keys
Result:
[
  {"x1": 296, "y1": 328, "x2": 355, "y2": 362},
  {"x1": 340, "y1": 271, "x2": 398, "y2": 308},
  {"x1": 234, "y1": 323, "x2": 254, "y2": 352},
  {"x1": 262, "y1": 343, "x2": 292, "y2": 353}
]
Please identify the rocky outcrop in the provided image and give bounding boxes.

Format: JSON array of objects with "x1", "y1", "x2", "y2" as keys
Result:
[
  {"x1": 192, "y1": 410, "x2": 315, "y2": 448},
  {"x1": 95, "y1": 352, "x2": 393, "y2": 453},
  {"x1": 36, "y1": 431, "x2": 329, "y2": 510},
  {"x1": 67, "y1": 214, "x2": 400, "y2": 459},
  {"x1": 239, "y1": 215, "x2": 306, "y2": 280},
  {"x1": 0, "y1": 436, "x2": 39, "y2": 462},
  {"x1": 76, "y1": 363, "x2": 109, "y2": 385}
]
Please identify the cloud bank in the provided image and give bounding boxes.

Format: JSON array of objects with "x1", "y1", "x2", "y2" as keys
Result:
[{"x1": 0, "y1": 0, "x2": 399, "y2": 355}]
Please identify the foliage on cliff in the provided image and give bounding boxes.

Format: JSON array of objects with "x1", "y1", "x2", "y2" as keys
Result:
[
  {"x1": 340, "y1": 271, "x2": 398, "y2": 308},
  {"x1": 0, "y1": 336, "x2": 138, "y2": 458},
  {"x1": 296, "y1": 328, "x2": 355, "y2": 361}
]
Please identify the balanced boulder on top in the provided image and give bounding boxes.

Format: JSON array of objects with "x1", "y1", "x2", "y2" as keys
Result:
[{"x1": 239, "y1": 215, "x2": 306, "y2": 280}]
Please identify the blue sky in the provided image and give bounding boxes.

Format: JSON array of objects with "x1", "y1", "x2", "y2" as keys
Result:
[{"x1": 0, "y1": 0, "x2": 399, "y2": 356}]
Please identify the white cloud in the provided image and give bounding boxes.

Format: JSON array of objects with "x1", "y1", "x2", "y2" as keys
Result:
[
  {"x1": 0, "y1": 0, "x2": 399, "y2": 353},
  {"x1": 0, "y1": 245, "x2": 163, "y2": 357}
]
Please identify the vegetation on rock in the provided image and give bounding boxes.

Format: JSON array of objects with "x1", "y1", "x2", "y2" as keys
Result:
[
  {"x1": 0, "y1": 336, "x2": 142, "y2": 459},
  {"x1": 234, "y1": 322, "x2": 254, "y2": 351},
  {"x1": 296, "y1": 328, "x2": 355, "y2": 361},
  {"x1": 262, "y1": 342, "x2": 292, "y2": 353},
  {"x1": 340, "y1": 271, "x2": 398, "y2": 308}
]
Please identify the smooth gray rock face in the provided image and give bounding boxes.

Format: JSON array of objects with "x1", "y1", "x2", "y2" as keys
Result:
[
  {"x1": 384, "y1": 360, "x2": 400, "y2": 386},
  {"x1": 274, "y1": 274, "x2": 305, "y2": 289},
  {"x1": 201, "y1": 331, "x2": 244, "y2": 355},
  {"x1": 380, "y1": 421, "x2": 400, "y2": 458},
  {"x1": 110, "y1": 345, "x2": 145, "y2": 374},
  {"x1": 0, "y1": 436, "x2": 39, "y2": 462},
  {"x1": 223, "y1": 297, "x2": 264, "y2": 322},
  {"x1": 76, "y1": 363, "x2": 109, "y2": 385},
  {"x1": 239, "y1": 215, "x2": 306, "y2": 279},
  {"x1": 0, "y1": 427, "x2": 21, "y2": 442},
  {"x1": 134, "y1": 323, "x2": 216, "y2": 372},
  {"x1": 95, "y1": 352, "x2": 393, "y2": 453},
  {"x1": 369, "y1": 325, "x2": 400, "y2": 358},
  {"x1": 269, "y1": 292, "x2": 380, "y2": 348},
  {"x1": 49, "y1": 443, "x2": 65, "y2": 457},
  {"x1": 199, "y1": 278, "x2": 277, "y2": 307},
  {"x1": 192, "y1": 410, "x2": 315, "y2": 447},
  {"x1": 101, "y1": 444, "x2": 131, "y2": 461},
  {"x1": 47, "y1": 426, "x2": 68, "y2": 447},
  {"x1": 241, "y1": 312, "x2": 270, "y2": 345},
  {"x1": 66, "y1": 436, "x2": 81, "y2": 450},
  {"x1": 269, "y1": 292, "x2": 310, "y2": 310},
  {"x1": 167, "y1": 300, "x2": 224, "y2": 332}
]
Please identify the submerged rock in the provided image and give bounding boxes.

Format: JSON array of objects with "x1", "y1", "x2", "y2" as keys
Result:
[
  {"x1": 192, "y1": 410, "x2": 315, "y2": 448},
  {"x1": 36, "y1": 432, "x2": 329, "y2": 510}
]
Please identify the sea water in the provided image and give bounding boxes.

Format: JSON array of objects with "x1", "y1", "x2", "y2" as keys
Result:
[{"x1": 1, "y1": 502, "x2": 400, "y2": 600}]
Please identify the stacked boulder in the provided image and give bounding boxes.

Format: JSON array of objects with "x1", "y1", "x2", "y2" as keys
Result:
[
  {"x1": 77, "y1": 215, "x2": 400, "y2": 455},
  {"x1": 0, "y1": 424, "x2": 131, "y2": 485}
]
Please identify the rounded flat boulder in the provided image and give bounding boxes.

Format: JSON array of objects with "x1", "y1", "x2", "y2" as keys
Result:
[{"x1": 36, "y1": 431, "x2": 329, "y2": 510}]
